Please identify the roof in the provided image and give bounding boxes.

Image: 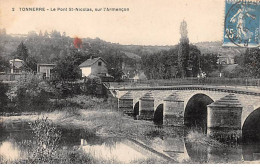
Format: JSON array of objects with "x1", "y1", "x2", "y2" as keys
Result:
[
  {"x1": 120, "y1": 91, "x2": 133, "y2": 100},
  {"x1": 37, "y1": 63, "x2": 56, "y2": 66},
  {"x1": 122, "y1": 51, "x2": 141, "y2": 60},
  {"x1": 9, "y1": 59, "x2": 23, "y2": 62},
  {"x1": 208, "y1": 94, "x2": 242, "y2": 108},
  {"x1": 140, "y1": 92, "x2": 154, "y2": 101},
  {"x1": 79, "y1": 57, "x2": 107, "y2": 68}
]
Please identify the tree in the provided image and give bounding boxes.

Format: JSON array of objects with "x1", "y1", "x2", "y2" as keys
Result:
[
  {"x1": 53, "y1": 49, "x2": 82, "y2": 81},
  {"x1": 16, "y1": 42, "x2": 29, "y2": 61},
  {"x1": 44, "y1": 30, "x2": 49, "y2": 38},
  {"x1": 39, "y1": 30, "x2": 43, "y2": 37},
  {"x1": 0, "y1": 82, "x2": 9, "y2": 112},
  {"x1": 28, "y1": 31, "x2": 38, "y2": 38},
  {"x1": 199, "y1": 53, "x2": 218, "y2": 75},
  {"x1": 16, "y1": 42, "x2": 37, "y2": 72},
  {"x1": 0, "y1": 56, "x2": 9, "y2": 72},
  {"x1": 178, "y1": 20, "x2": 190, "y2": 78},
  {"x1": 188, "y1": 45, "x2": 201, "y2": 77},
  {"x1": 50, "y1": 30, "x2": 61, "y2": 38},
  {"x1": 243, "y1": 48, "x2": 260, "y2": 78}
]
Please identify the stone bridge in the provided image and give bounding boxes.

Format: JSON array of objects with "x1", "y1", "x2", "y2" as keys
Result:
[{"x1": 109, "y1": 85, "x2": 260, "y2": 142}]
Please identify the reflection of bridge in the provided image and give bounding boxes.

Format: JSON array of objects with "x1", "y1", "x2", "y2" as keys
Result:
[{"x1": 107, "y1": 84, "x2": 260, "y2": 142}]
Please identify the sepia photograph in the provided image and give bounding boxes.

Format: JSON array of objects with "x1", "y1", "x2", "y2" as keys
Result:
[{"x1": 0, "y1": 0, "x2": 260, "y2": 164}]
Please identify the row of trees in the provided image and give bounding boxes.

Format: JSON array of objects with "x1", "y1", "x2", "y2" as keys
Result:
[
  {"x1": 28, "y1": 30, "x2": 66, "y2": 38},
  {"x1": 142, "y1": 20, "x2": 219, "y2": 79},
  {"x1": 228, "y1": 48, "x2": 260, "y2": 78},
  {"x1": 141, "y1": 45, "x2": 219, "y2": 79}
]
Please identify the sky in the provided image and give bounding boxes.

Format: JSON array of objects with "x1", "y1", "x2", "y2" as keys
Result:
[{"x1": 0, "y1": 0, "x2": 225, "y2": 45}]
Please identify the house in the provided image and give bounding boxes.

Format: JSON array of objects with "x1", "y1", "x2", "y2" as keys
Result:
[
  {"x1": 79, "y1": 57, "x2": 108, "y2": 77},
  {"x1": 9, "y1": 59, "x2": 23, "y2": 74},
  {"x1": 37, "y1": 63, "x2": 56, "y2": 79},
  {"x1": 218, "y1": 55, "x2": 235, "y2": 65}
]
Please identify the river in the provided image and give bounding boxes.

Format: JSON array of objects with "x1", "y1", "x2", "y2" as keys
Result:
[{"x1": 0, "y1": 120, "x2": 260, "y2": 163}]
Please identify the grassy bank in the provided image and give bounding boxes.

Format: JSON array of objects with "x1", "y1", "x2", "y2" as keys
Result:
[{"x1": 1, "y1": 95, "x2": 227, "y2": 164}]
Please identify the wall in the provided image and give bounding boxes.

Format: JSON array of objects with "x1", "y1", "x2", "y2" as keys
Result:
[
  {"x1": 81, "y1": 67, "x2": 91, "y2": 77},
  {"x1": 91, "y1": 60, "x2": 108, "y2": 76}
]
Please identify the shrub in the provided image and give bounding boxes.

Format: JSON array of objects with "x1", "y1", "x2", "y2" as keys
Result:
[
  {"x1": 0, "y1": 82, "x2": 9, "y2": 113},
  {"x1": 19, "y1": 117, "x2": 93, "y2": 164},
  {"x1": 27, "y1": 117, "x2": 61, "y2": 163},
  {"x1": 8, "y1": 75, "x2": 59, "y2": 112}
]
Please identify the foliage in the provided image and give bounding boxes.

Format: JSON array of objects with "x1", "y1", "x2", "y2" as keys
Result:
[
  {"x1": 177, "y1": 41, "x2": 190, "y2": 77},
  {"x1": 101, "y1": 48, "x2": 124, "y2": 81},
  {"x1": 243, "y1": 48, "x2": 260, "y2": 78},
  {"x1": 19, "y1": 117, "x2": 94, "y2": 164},
  {"x1": 51, "y1": 95, "x2": 110, "y2": 111},
  {"x1": 0, "y1": 82, "x2": 9, "y2": 112},
  {"x1": 232, "y1": 48, "x2": 260, "y2": 78},
  {"x1": 0, "y1": 56, "x2": 9, "y2": 72},
  {"x1": 52, "y1": 49, "x2": 83, "y2": 81},
  {"x1": 178, "y1": 20, "x2": 190, "y2": 78},
  {"x1": 142, "y1": 49, "x2": 178, "y2": 79},
  {"x1": 8, "y1": 75, "x2": 58, "y2": 112},
  {"x1": 142, "y1": 44, "x2": 203, "y2": 79},
  {"x1": 27, "y1": 117, "x2": 61, "y2": 163},
  {"x1": 199, "y1": 53, "x2": 218, "y2": 75},
  {"x1": 15, "y1": 42, "x2": 37, "y2": 72}
]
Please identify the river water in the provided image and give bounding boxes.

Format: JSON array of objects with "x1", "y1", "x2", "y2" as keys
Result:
[{"x1": 0, "y1": 121, "x2": 260, "y2": 163}]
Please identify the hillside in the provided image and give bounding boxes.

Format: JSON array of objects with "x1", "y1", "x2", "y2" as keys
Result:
[
  {"x1": 0, "y1": 33, "x2": 246, "y2": 65},
  {"x1": 194, "y1": 41, "x2": 246, "y2": 58}
]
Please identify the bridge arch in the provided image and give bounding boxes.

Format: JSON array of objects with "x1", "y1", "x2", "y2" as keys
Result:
[
  {"x1": 242, "y1": 107, "x2": 260, "y2": 143},
  {"x1": 184, "y1": 93, "x2": 214, "y2": 132},
  {"x1": 242, "y1": 107, "x2": 260, "y2": 161},
  {"x1": 153, "y1": 103, "x2": 163, "y2": 125}
]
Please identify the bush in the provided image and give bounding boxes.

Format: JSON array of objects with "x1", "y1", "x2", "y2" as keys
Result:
[
  {"x1": 0, "y1": 82, "x2": 9, "y2": 113},
  {"x1": 25, "y1": 117, "x2": 61, "y2": 163},
  {"x1": 51, "y1": 95, "x2": 115, "y2": 111},
  {"x1": 18, "y1": 117, "x2": 93, "y2": 164},
  {"x1": 8, "y1": 75, "x2": 59, "y2": 112}
]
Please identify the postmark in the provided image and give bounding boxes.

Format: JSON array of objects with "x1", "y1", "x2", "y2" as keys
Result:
[{"x1": 223, "y1": 0, "x2": 260, "y2": 48}]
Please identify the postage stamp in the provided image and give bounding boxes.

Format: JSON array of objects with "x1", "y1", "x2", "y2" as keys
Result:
[{"x1": 223, "y1": 0, "x2": 260, "y2": 47}]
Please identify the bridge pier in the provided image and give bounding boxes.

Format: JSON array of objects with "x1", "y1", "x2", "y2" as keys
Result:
[
  {"x1": 163, "y1": 93, "x2": 184, "y2": 126},
  {"x1": 118, "y1": 91, "x2": 134, "y2": 115},
  {"x1": 138, "y1": 92, "x2": 154, "y2": 120},
  {"x1": 207, "y1": 94, "x2": 242, "y2": 143}
]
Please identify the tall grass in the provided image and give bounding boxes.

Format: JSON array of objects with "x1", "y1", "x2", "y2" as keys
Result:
[{"x1": 16, "y1": 117, "x2": 94, "y2": 164}]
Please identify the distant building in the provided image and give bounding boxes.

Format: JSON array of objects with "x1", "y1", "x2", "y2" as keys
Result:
[
  {"x1": 79, "y1": 57, "x2": 108, "y2": 77},
  {"x1": 218, "y1": 55, "x2": 235, "y2": 65},
  {"x1": 9, "y1": 59, "x2": 24, "y2": 74},
  {"x1": 37, "y1": 63, "x2": 56, "y2": 79}
]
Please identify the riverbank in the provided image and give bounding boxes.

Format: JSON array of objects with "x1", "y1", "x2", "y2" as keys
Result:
[{"x1": 0, "y1": 95, "x2": 229, "y2": 164}]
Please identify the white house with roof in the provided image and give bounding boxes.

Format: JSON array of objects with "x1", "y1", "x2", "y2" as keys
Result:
[
  {"x1": 9, "y1": 59, "x2": 24, "y2": 74},
  {"x1": 79, "y1": 57, "x2": 108, "y2": 77}
]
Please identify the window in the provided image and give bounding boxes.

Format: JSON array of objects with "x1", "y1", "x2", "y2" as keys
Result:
[{"x1": 98, "y1": 62, "x2": 102, "y2": 66}]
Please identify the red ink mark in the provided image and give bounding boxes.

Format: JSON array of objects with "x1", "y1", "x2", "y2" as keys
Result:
[{"x1": 73, "y1": 36, "x2": 82, "y2": 49}]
